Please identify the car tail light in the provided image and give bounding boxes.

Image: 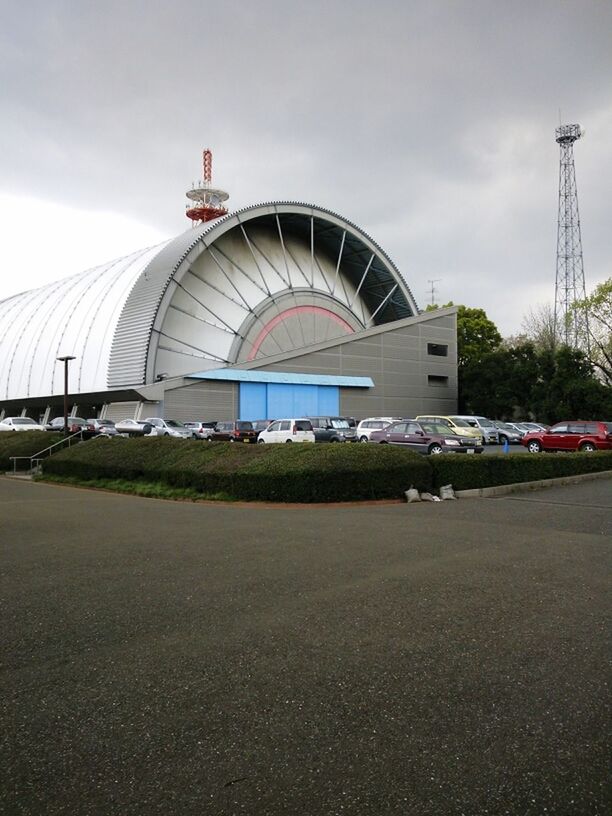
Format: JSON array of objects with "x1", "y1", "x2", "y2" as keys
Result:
[{"x1": 233, "y1": 429, "x2": 240, "y2": 437}]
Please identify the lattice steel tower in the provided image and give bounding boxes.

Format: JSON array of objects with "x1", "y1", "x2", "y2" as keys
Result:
[{"x1": 554, "y1": 123, "x2": 589, "y2": 349}]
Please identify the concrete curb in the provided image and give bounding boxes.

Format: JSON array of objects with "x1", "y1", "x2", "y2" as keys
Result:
[{"x1": 455, "y1": 469, "x2": 612, "y2": 499}]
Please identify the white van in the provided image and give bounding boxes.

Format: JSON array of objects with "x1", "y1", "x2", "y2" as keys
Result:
[
  {"x1": 257, "y1": 418, "x2": 315, "y2": 444},
  {"x1": 356, "y1": 417, "x2": 402, "y2": 443}
]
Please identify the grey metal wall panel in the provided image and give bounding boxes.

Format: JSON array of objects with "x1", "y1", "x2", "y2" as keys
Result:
[
  {"x1": 164, "y1": 381, "x2": 237, "y2": 422},
  {"x1": 241, "y1": 313, "x2": 458, "y2": 419},
  {"x1": 104, "y1": 401, "x2": 140, "y2": 422}
]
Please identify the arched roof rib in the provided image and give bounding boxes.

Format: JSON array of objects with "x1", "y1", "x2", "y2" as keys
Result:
[
  {"x1": 0, "y1": 242, "x2": 169, "y2": 400},
  {"x1": 109, "y1": 202, "x2": 418, "y2": 388},
  {"x1": 0, "y1": 201, "x2": 418, "y2": 401}
]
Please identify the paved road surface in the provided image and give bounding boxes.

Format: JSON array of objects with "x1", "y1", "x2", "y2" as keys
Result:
[{"x1": 1, "y1": 477, "x2": 610, "y2": 815}]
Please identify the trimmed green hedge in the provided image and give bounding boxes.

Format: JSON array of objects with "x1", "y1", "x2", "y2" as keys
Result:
[
  {"x1": 41, "y1": 437, "x2": 432, "y2": 502},
  {"x1": 0, "y1": 431, "x2": 62, "y2": 471},
  {"x1": 429, "y1": 450, "x2": 612, "y2": 491},
  {"x1": 36, "y1": 438, "x2": 612, "y2": 501}
]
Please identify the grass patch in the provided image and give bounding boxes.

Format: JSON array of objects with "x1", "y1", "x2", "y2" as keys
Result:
[{"x1": 38, "y1": 473, "x2": 236, "y2": 502}]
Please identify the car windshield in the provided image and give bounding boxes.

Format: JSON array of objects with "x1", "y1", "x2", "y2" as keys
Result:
[
  {"x1": 331, "y1": 419, "x2": 350, "y2": 429},
  {"x1": 477, "y1": 418, "x2": 495, "y2": 427},
  {"x1": 13, "y1": 418, "x2": 37, "y2": 425},
  {"x1": 451, "y1": 418, "x2": 470, "y2": 428},
  {"x1": 165, "y1": 420, "x2": 185, "y2": 428},
  {"x1": 497, "y1": 422, "x2": 515, "y2": 430},
  {"x1": 236, "y1": 422, "x2": 253, "y2": 430}
]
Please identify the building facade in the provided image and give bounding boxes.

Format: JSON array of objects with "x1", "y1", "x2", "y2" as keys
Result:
[{"x1": 0, "y1": 202, "x2": 456, "y2": 423}]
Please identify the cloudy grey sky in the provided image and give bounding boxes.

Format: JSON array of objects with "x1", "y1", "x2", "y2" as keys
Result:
[{"x1": 1, "y1": 0, "x2": 610, "y2": 336}]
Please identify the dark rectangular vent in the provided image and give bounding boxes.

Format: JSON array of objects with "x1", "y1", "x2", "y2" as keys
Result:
[{"x1": 427, "y1": 375, "x2": 449, "y2": 386}]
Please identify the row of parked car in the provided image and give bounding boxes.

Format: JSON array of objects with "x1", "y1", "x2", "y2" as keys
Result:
[{"x1": 2, "y1": 414, "x2": 610, "y2": 453}]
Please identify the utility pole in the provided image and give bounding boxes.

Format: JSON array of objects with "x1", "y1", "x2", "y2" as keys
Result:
[{"x1": 56, "y1": 356, "x2": 76, "y2": 433}]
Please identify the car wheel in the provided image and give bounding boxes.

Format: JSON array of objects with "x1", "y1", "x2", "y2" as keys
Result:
[
  {"x1": 257, "y1": 439, "x2": 265, "y2": 444},
  {"x1": 229, "y1": 437, "x2": 236, "y2": 443},
  {"x1": 527, "y1": 440, "x2": 542, "y2": 453},
  {"x1": 359, "y1": 435, "x2": 369, "y2": 443},
  {"x1": 285, "y1": 439, "x2": 292, "y2": 443},
  {"x1": 499, "y1": 434, "x2": 508, "y2": 445},
  {"x1": 163, "y1": 432, "x2": 169, "y2": 437},
  {"x1": 579, "y1": 441, "x2": 596, "y2": 452},
  {"x1": 428, "y1": 444, "x2": 444, "y2": 455}
]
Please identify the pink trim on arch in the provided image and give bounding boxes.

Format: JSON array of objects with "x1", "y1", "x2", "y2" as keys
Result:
[{"x1": 247, "y1": 305, "x2": 355, "y2": 361}]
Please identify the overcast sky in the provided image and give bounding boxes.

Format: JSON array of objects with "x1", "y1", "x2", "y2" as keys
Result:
[{"x1": 1, "y1": 0, "x2": 610, "y2": 337}]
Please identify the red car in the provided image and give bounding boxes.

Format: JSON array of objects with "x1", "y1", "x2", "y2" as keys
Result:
[
  {"x1": 210, "y1": 420, "x2": 258, "y2": 443},
  {"x1": 521, "y1": 421, "x2": 612, "y2": 453}
]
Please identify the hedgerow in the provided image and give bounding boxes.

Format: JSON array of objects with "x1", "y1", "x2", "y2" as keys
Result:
[
  {"x1": 0, "y1": 432, "x2": 62, "y2": 472},
  {"x1": 36, "y1": 438, "x2": 612, "y2": 502},
  {"x1": 429, "y1": 450, "x2": 612, "y2": 491},
  {"x1": 41, "y1": 437, "x2": 432, "y2": 502}
]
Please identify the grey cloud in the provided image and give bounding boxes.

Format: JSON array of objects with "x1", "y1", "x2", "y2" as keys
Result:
[{"x1": 1, "y1": 0, "x2": 611, "y2": 334}]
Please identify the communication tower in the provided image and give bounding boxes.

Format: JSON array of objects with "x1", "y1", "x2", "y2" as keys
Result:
[
  {"x1": 186, "y1": 149, "x2": 229, "y2": 224},
  {"x1": 554, "y1": 124, "x2": 589, "y2": 350}
]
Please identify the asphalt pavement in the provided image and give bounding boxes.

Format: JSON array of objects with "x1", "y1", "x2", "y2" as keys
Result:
[{"x1": 1, "y1": 477, "x2": 610, "y2": 815}]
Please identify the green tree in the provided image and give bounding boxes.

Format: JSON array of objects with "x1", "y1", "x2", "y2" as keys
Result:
[
  {"x1": 460, "y1": 341, "x2": 539, "y2": 418},
  {"x1": 520, "y1": 303, "x2": 556, "y2": 352},
  {"x1": 453, "y1": 305, "x2": 502, "y2": 411},
  {"x1": 456, "y1": 305, "x2": 502, "y2": 369},
  {"x1": 573, "y1": 278, "x2": 612, "y2": 385},
  {"x1": 459, "y1": 340, "x2": 612, "y2": 421},
  {"x1": 530, "y1": 345, "x2": 612, "y2": 422}
]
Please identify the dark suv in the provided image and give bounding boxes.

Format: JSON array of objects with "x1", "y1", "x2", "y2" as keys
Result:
[
  {"x1": 210, "y1": 420, "x2": 258, "y2": 443},
  {"x1": 521, "y1": 421, "x2": 612, "y2": 453},
  {"x1": 307, "y1": 417, "x2": 357, "y2": 443}
]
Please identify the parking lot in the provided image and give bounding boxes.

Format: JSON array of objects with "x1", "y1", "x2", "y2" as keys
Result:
[{"x1": 2, "y1": 476, "x2": 610, "y2": 815}]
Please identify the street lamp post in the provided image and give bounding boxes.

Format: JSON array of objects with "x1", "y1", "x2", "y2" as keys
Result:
[{"x1": 56, "y1": 356, "x2": 76, "y2": 434}]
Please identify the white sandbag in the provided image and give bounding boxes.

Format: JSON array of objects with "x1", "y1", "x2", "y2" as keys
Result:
[
  {"x1": 439, "y1": 484, "x2": 457, "y2": 500},
  {"x1": 405, "y1": 487, "x2": 421, "y2": 503}
]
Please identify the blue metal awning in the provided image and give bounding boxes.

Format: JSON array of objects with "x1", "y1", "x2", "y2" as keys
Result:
[{"x1": 187, "y1": 368, "x2": 374, "y2": 388}]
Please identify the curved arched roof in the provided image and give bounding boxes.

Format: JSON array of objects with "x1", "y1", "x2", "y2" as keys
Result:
[{"x1": 0, "y1": 202, "x2": 418, "y2": 401}]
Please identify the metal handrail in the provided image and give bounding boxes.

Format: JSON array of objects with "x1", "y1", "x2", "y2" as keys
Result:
[{"x1": 9, "y1": 430, "x2": 85, "y2": 474}]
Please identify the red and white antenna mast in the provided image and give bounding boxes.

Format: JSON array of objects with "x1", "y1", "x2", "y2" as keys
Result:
[{"x1": 185, "y1": 148, "x2": 229, "y2": 225}]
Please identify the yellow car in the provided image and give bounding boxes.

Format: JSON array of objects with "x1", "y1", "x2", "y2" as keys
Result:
[{"x1": 415, "y1": 415, "x2": 484, "y2": 445}]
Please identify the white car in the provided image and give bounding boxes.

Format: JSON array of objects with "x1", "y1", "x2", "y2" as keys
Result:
[
  {"x1": 257, "y1": 418, "x2": 315, "y2": 444},
  {"x1": 0, "y1": 417, "x2": 46, "y2": 432},
  {"x1": 355, "y1": 417, "x2": 402, "y2": 443},
  {"x1": 143, "y1": 417, "x2": 196, "y2": 438},
  {"x1": 183, "y1": 421, "x2": 216, "y2": 439}
]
